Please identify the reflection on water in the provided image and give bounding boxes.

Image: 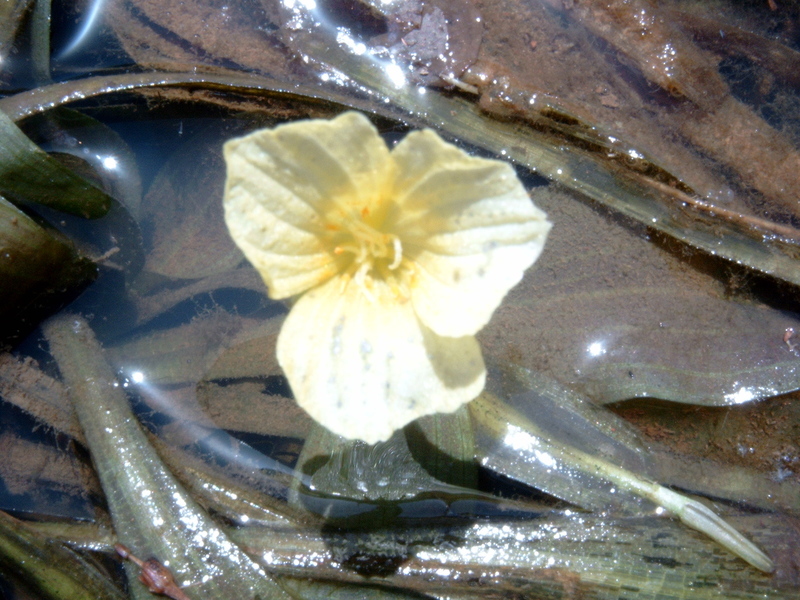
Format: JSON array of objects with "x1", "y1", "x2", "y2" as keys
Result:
[{"x1": 586, "y1": 340, "x2": 607, "y2": 358}]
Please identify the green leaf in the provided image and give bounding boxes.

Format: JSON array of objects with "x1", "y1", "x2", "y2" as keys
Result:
[
  {"x1": 21, "y1": 108, "x2": 143, "y2": 218},
  {"x1": 43, "y1": 313, "x2": 296, "y2": 600},
  {"x1": 0, "y1": 195, "x2": 96, "y2": 343},
  {"x1": 0, "y1": 108, "x2": 112, "y2": 218},
  {"x1": 0, "y1": 509, "x2": 126, "y2": 600}
]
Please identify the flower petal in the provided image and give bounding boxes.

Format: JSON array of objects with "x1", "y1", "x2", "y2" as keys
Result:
[
  {"x1": 223, "y1": 112, "x2": 392, "y2": 298},
  {"x1": 389, "y1": 130, "x2": 552, "y2": 337},
  {"x1": 276, "y1": 274, "x2": 486, "y2": 444}
]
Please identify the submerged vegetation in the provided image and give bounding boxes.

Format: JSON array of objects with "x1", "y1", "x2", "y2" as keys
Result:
[{"x1": 1, "y1": 0, "x2": 799, "y2": 598}]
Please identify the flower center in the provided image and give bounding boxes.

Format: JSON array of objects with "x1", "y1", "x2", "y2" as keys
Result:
[
  {"x1": 335, "y1": 219, "x2": 402, "y2": 270},
  {"x1": 331, "y1": 212, "x2": 405, "y2": 301}
]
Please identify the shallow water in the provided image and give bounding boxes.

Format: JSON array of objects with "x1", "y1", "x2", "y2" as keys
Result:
[{"x1": 1, "y1": 0, "x2": 799, "y2": 597}]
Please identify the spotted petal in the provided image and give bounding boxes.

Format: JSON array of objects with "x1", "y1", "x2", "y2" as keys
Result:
[
  {"x1": 276, "y1": 274, "x2": 486, "y2": 444},
  {"x1": 223, "y1": 112, "x2": 392, "y2": 298},
  {"x1": 389, "y1": 130, "x2": 552, "y2": 337}
]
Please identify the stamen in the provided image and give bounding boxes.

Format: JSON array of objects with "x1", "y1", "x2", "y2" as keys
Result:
[
  {"x1": 389, "y1": 236, "x2": 402, "y2": 270},
  {"x1": 329, "y1": 212, "x2": 403, "y2": 301},
  {"x1": 334, "y1": 239, "x2": 362, "y2": 257},
  {"x1": 354, "y1": 262, "x2": 376, "y2": 303}
]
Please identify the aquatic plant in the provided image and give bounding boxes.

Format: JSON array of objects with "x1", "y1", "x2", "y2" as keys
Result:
[
  {"x1": 223, "y1": 111, "x2": 551, "y2": 443},
  {"x1": 1, "y1": 1, "x2": 799, "y2": 598}
]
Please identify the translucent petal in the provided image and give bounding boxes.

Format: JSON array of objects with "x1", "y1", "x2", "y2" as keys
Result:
[
  {"x1": 276, "y1": 274, "x2": 486, "y2": 443},
  {"x1": 388, "y1": 130, "x2": 552, "y2": 337},
  {"x1": 223, "y1": 112, "x2": 391, "y2": 298}
]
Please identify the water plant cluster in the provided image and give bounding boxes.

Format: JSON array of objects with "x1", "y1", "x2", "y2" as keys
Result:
[{"x1": 0, "y1": 1, "x2": 798, "y2": 598}]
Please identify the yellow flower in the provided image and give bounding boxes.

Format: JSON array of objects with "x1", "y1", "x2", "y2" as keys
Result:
[{"x1": 223, "y1": 111, "x2": 551, "y2": 443}]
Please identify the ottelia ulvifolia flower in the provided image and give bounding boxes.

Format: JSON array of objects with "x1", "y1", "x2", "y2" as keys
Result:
[{"x1": 223, "y1": 111, "x2": 551, "y2": 444}]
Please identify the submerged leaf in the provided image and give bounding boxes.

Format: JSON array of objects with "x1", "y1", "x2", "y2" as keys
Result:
[
  {"x1": 482, "y1": 187, "x2": 800, "y2": 406},
  {"x1": 131, "y1": 266, "x2": 268, "y2": 327},
  {"x1": 43, "y1": 314, "x2": 295, "y2": 600},
  {"x1": 196, "y1": 379, "x2": 313, "y2": 439},
  {"x1": 105, "y1": 310, "x2": 250, "y2": 386},
  {"x1": 0, "y1": 109, "x2": 111, "y2": 218},
  {"x1": 21, "y1": 108, "x2": 143, "y2": 219},
  {"x1": 29, "y1": 0, "x2": 50, "y2": 84},
  {"x1": 0, "y1": 431, "x2": 99, "y2": 519},
  {"x1": 0, "y1": 509, "x2": 125, "y2": 600},
  {"x1": 0, "y1": 196, "x2": 96, "y2": 343},
  {"x1": 234, "y1": 511, "x2": 796, "y2": 600},
  {"x1": 470, "y1": 384, "x2": 774, "y2": 572}
]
